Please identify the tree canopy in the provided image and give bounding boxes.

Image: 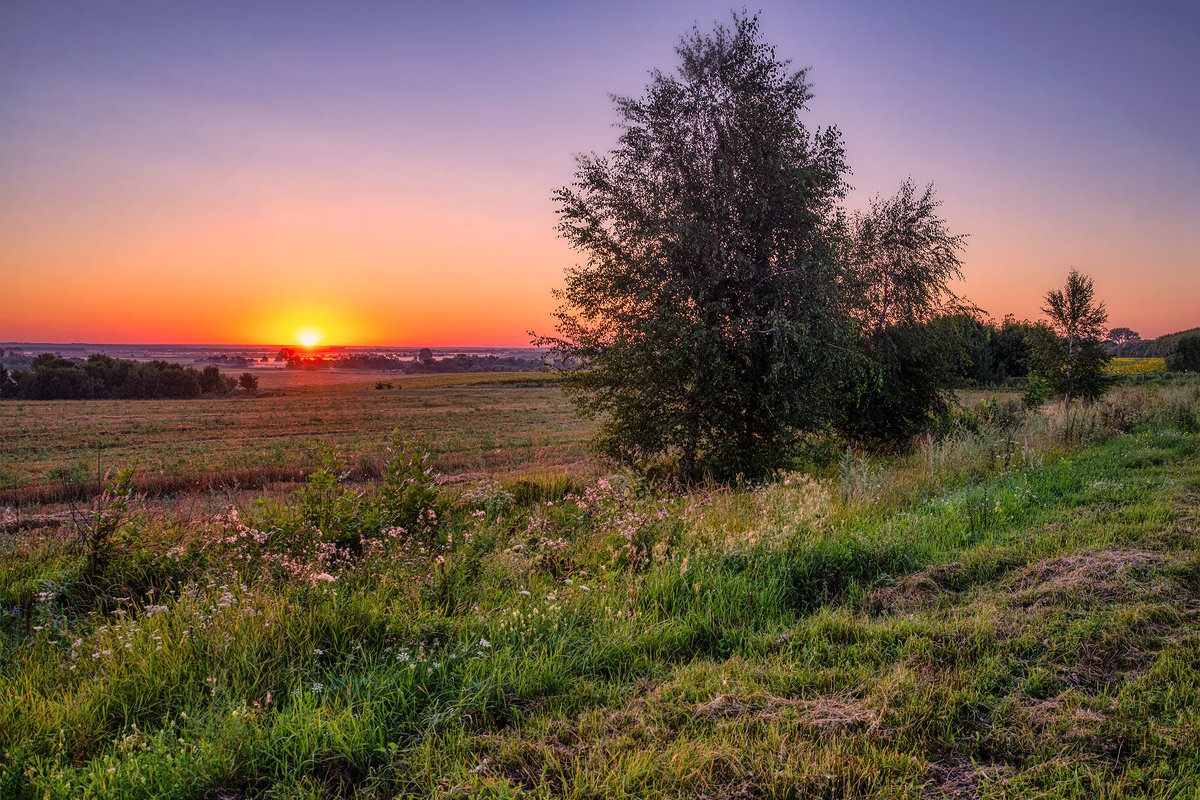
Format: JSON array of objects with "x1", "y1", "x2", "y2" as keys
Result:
[
  {"x1": 541, "y1": 12, "x2": 986, "y2": 479},
  {"x1": 834, "y1": 179, "x2": 968, "y2": 445},
  {"x1": 541, "y1": 13, "x2": 852, "y2": 480},
  {"x1": 1166, "y1": 334, "x2": 1200, "y2": 372},
  {"x1": 0, "y1": 354, "x2": 234, "y2": 401}
]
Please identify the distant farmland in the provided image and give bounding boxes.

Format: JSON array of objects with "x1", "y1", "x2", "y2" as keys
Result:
[{"x1": 0, "y1": 371, "x2": 593, "y2": 499}]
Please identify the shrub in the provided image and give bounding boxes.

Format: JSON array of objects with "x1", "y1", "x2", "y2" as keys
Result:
[
  {"x1": 373, "y1": 430, "x2": 443, "y2": 540},
  {"x1": 1023, "y1": 375, "x2": 1052, "y2": 409}
]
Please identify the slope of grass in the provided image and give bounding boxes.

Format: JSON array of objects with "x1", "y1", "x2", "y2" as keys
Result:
[{"x1": 1, "y1": 382, "x2": 1198, "y2": 798}]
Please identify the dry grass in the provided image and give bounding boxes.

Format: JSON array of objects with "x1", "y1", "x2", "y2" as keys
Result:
[
  {"x1": 866, "y1": 562, "x2": 971, "y2": 614},
  {"x1": 0, "y1": 371, "x2": 593, "y2": 501},
  {"x1": 1008, "y1": 549, "x2": 1171, "y2": 609}
]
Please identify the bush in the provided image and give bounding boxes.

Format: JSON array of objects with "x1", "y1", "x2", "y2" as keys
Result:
[
  {"x1": 1023, "y1": 375, "x2": 1053, "y2": 409},
  {"x1": 295, "y1": 433, "x2": 443, "y2": 552}
]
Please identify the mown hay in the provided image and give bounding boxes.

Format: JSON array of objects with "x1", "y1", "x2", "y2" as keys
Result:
[
  {"x1": 695, "y1": 692, "x2": 876, "y2": 733},
  {"x1": 867, "y1": 562, "x2": 970, "y2": 614},
  {"x1": 1008, "y1": 549, "x2": 1169, "y2": 608},
  {"x1": 922, "y1": 759, "x2": 1013, "y2": 799}
]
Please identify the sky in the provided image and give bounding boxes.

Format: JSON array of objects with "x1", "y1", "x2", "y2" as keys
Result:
[{"x1": 1, "y1": 0, "x2": 1197, "y2": 346}]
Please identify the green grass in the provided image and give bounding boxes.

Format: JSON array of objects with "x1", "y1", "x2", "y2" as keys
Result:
[{"x1": 2, "y1": 381, "x2": 1199, "y2": 798}]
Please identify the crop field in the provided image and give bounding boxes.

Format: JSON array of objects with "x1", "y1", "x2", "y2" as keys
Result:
[
  {"x1": 1107, "y1": 357, "x2": 1168, "y2": 376},
  {"x1": 0, "y1": 372, "x2": 594, "y2": 499},
  {"x1": 3, "y1": 380, "x2": 1200, "y2": 798}
]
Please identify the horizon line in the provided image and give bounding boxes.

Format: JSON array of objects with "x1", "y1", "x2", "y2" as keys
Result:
[{"x1": 0, "y1": 341, "x2": 546, "y2": 349}]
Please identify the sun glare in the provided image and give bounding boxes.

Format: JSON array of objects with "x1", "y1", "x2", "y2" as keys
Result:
[{"x1": 297, "y1": 329, "x2": 322, "y2": 347}]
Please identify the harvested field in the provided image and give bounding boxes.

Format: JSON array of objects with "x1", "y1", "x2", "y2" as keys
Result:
[{"x1": 0, "y1": 371, "x2": 593, "y2": 501}]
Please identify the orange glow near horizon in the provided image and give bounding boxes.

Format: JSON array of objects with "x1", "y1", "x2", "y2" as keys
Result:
[
  {"x1": 297, "y1": 329, "x2": 322, "y2": 347},
  {"x1": 1, "y1": 3, "x2": 1197, "y2": 347}
]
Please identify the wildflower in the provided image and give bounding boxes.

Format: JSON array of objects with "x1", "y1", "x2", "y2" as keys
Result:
[
  {"x1": 311, "y1": 682, "x2": 323, "y2": 693},
  {"x1": 479, "y1": 638, "x2": 490, "y2": 648},
  {"x1": 312, "y1": 573, "x2": 336, "y2": 583}
]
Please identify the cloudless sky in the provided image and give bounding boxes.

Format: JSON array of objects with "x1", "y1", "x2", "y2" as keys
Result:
[{"x1": 2, "y1": 0, "x2": 1197, "y2": 345}]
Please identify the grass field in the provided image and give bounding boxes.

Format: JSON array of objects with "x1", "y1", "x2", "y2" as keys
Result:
[
  {"x1": 0, "y1": 372, "x2": 593, "y2": 499},
  {"x1": 3, "y1": 380, "x2": 1200, "y2": 798}
]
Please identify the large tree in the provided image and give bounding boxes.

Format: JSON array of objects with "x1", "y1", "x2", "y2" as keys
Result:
[
  {"x1": 541, "y1": 13, "x2": 850, "y2": 481},
  {"x1": 1033, "y1": 268, "x2": 1110, "y2": 407}
]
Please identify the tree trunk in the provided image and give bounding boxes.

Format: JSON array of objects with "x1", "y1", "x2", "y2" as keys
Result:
[
  {"x1": 681, "y1": 390, "x2": 701, "y2": 484},
  {"x1": 1064, "y1": 333, "x2": 1075, "y2": 409}
]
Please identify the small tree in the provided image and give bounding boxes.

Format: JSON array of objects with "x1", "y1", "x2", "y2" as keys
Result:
[
  {"x1": 199, "y1": 365, "x2": 222, "y2": 393},
  {"x1": 238, "y1": 372, "x2": 259, "y2": 393},
  {"x1": 200, "y1": 365, "x2": 236, "y2": 394},
  {"x1": 1033, "y1": 269, "x2": 1110, "y2": 407},
  {"x1": 835, "y1": 179, "x2": 968, "y2": 446}
]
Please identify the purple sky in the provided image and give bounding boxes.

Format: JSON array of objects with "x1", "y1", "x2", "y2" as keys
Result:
[{"x1": 2, "y1": 0, "x2": 1197, "y2": 344}]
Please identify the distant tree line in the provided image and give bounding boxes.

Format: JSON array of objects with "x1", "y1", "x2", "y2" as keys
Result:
[
  {"x1": 1102, "y1": 327, "x2": 1200, "y2": 358},
  {"x1": 947, "y1": 318, "x2": 1200, "y2": 385},
  {"x1": 0, "y1": 354, "x2": 238, "y2": 400},
  {"x1": 204, "y1": 354, "x2": 266, "y2": 366},
  {"x1": 276, "y1": 349, "x2": 546, "y2": 374},
  {"x1": 403, "y1": 354, "x2": 546, "y2": 374}
]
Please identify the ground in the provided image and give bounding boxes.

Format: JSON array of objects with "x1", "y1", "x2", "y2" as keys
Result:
[{"x1": 2, "y1": 378, "x2": 1199, "y2": 798}]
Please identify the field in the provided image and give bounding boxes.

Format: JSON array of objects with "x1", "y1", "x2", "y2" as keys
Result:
[
  {"x1": 3, "y1": 379, "x2": 1200, "y2": 798},
  {"x1": 1107, "y1": 357, "x2": 1168, "y2": 376},
  {"x1": 0, "y1": 372, "x2": 593, "y2": 499}
]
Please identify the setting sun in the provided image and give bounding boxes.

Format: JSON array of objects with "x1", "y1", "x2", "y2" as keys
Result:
[{"x1": 297, "y1": 329, "x2": 322, "y2": 347}]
